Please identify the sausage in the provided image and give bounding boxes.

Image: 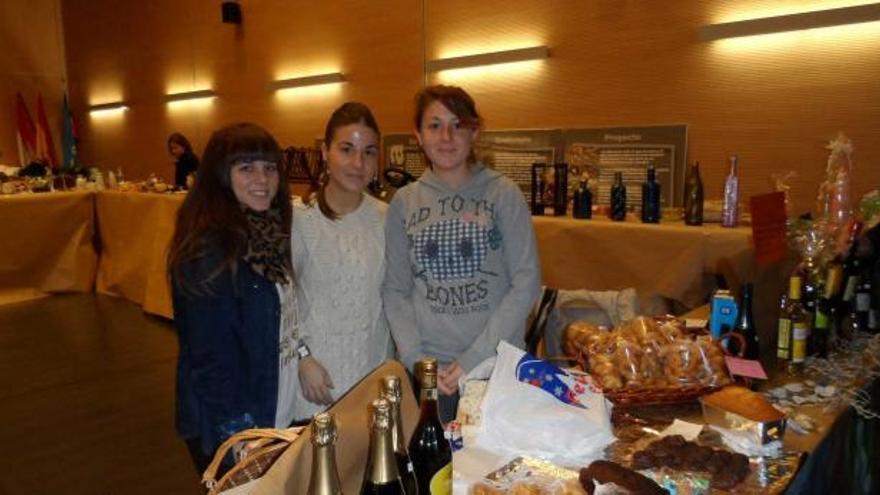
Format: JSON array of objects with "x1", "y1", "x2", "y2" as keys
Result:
[{"x1": 579, "y1": 460, "x2": 667, "y2": 495}]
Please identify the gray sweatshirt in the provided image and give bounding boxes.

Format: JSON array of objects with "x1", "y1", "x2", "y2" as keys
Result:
[{"x1": 383, "y1": 164, "x2": 542, "y2": 372}]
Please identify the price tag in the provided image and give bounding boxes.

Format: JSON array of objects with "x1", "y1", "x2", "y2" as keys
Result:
[{"x1": 724, "y1": 356, "x2": 768, "y2": 380}]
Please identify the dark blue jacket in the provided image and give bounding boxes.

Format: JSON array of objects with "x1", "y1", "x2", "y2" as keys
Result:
[{"x1": 172, "y1": 250, "x2": 281, "y2": 459}]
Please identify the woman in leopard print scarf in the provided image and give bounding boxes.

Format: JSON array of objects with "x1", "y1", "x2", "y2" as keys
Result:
[{"x1": 168, "y1": 122, "x2": 298, "y2": 477}]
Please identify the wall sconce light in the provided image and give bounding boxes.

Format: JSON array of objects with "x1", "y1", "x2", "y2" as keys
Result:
[
  {"x1": 699, "y1": 3, "x2": 880, "y2": 41},
  {"x1": 268, "y1": 72, "x2": 346, "y2": 91},
  {"x1": 426, "y1": 46, "x2": 549, "y2": 72},
  {"x1": 89, "y1": 102, "x2": 129, "y2": 115},
  {"x1": 165, "y1": 89, "x2": 217, "y2": 103}
]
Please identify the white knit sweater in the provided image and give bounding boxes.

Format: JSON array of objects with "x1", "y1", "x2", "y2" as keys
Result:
[{"x1": 290, "y1": 194, "x2": 391, "y2": 420}]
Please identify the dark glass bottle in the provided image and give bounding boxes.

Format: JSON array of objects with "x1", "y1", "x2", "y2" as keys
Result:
[
  {"x1": 307, "y1": 413, "x2": 344, "y2": 495},
  {"x1": 735, "y1": 283, "x2": 760, "y2": 360},
  {"x1": 800, "y1": 261, "x2": 818, "y2": 356},
  {"x1": 572, "y1": 178, "x2": 592, "y2": 219},
  {"x1": 855, "y1": 264, "x2": 873, "y2": 332},
  {"x1": 609, "y1": 172, "x2": 627, "y2": 221},
  {"x1": 813, "y1": 264, "x2": 842, "y2": 358},
  {"x1": 683, "y1": 161, "x2": 704, "y2": 226},
  {"x1": 408, "y1": 358, "x2": 451, "y2": 495},
  {"x1": 361, "y1": 399, "x2": 406, "y2": 495},
  {"x1": 382, "y1": 376, "x2": 418, "y2": 495},
  {"x1": 641, "y1": 165, "x2": 661, "y2": 223}
]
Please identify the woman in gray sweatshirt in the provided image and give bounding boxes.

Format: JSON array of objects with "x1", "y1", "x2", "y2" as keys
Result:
[{"x1": 383, "y1": 85, "x2": 542, "y2": 421}]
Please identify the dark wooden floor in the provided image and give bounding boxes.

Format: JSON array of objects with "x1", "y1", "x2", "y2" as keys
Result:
[{"x1": 0, "y1": 294, "x2": 201, "y2": 495}]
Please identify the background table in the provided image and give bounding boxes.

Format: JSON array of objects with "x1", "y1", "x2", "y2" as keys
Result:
[
  {"x1": 0, "y1": 191, "x2": 97, "y2": 305},
  {"x1": 534, "y1": 215, "x2": 795, "y2": 337},
  {"x1": 94, "y1": 191, "x2": 183, "y2": 318}
]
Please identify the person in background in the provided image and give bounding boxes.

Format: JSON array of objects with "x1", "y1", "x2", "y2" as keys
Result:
[
  {"x1": 290, "y1": 102, "x2": 392, "y2": 420},
  {"x1": 167, "y1": 122, "x2": 297, "y2": 473},
  {"x1": 383, "y1": 85, "x2": 542, "y2": 421},
  {"x1": 168, "y1": 132, "x2": 200, "y2": 190}
]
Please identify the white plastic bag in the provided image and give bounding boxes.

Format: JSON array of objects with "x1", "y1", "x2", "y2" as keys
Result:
[{"x1": 475, "y1": 341, "x2": 615, "y2": 466}]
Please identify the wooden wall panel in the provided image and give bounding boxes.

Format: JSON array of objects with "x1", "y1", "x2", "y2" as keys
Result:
[
  {"x1": 62, "y1": 0, "x2": 879, "y2": 213},
  {"x1": 0, "y1": 0, "x2": 66, "y2": 168}
]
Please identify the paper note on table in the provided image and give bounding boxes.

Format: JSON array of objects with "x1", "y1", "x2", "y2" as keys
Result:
[
  {"x1": 659, "y1": 419, "x2": 704, "y2": 441},
  {"x1": 724, "y1": 356, "x2": 769, "y2": 380}
]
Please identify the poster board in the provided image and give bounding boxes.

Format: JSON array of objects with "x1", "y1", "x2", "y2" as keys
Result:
[{"x1": 382, "y1": 124, "x2": 687, "y2": 206}]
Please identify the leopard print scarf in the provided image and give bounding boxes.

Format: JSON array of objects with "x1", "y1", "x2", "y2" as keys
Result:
[{"x1": 242, "y1": 207, "x2": 292, "y2": 285}]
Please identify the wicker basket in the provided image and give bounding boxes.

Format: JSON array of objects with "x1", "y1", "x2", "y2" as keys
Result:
[{"x1": 203, "y1": 426, "x2": 305, "y2": 494}]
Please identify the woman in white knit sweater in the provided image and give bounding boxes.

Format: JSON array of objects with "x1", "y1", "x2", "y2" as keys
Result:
[{"x1": 290, "y1": 102, "x2": 392, "y2": 420}]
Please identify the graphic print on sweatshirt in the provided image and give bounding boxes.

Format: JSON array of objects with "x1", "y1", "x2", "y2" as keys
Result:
[{"x1": 407, "y1": 194, "x2": 502, "y2": 315}]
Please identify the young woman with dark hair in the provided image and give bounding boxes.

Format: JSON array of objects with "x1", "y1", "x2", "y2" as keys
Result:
[
  {"x1": 383, "y1": 85, "x2": 542, "y2": 422},
  {"x1": 168, "y1": 132, "x2": 200, "y2": 190},
  {"x1": 167, "y1": 122, "x2": 297, "y2": 473},
  {"x1": 289, "y1": 101, "x2": 392, "y2": 420}
]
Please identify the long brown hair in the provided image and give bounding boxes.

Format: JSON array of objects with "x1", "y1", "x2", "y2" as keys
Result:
[
  {"x1": 314, "y1": 101, "x2": 381, "y2": 220},
  {"x1": 413, "y1": 85, "x2": 482, "y2": 167},
  {"x1": 167, "y1": 122, "x2": 290, "y2": 296}
]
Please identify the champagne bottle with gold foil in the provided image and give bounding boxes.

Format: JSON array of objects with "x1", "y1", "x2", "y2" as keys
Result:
[
  {"x1": 382, "y1": 376, "x2": 419, "y2": 495},
  {"x1": 361, "y1": 399, "x2": 406, "y2": 495},
  {"x1": 307, "y1": 412, "x2": 343, "y2": 495},
  {"x1": 408, "y1": 358, "x2": 451, "y2": 495}
]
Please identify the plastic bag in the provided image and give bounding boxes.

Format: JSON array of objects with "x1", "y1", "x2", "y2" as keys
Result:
[{"x1": 475, "y1": 341, "x2": 615, "y2": 466}]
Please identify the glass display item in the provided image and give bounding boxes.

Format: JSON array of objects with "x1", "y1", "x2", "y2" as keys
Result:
[
  {"x1": 721, "y1": 155, "x2": 739, "y2": 228},
  {"x1": 641, "y1": 164, "x2": 661, "y2": 223},
  {"x1": 683, "y1": 161, "x2": 704, "y2": 226},
  {"x1": 609, "y1": 172, "x2": 627, "y2": 222}
]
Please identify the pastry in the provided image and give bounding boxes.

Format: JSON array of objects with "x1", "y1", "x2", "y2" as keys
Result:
[{"x1": 702, "y1": 386, "x2": 785, "y2": 422}]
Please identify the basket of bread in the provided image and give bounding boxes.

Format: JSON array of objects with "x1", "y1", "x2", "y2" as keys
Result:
[{"x1": 562, "y1": 316, "x2": 731, "y2": 406}]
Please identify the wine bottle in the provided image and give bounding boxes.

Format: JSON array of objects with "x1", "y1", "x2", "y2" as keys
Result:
[
  {"x1": 800, "y1": 260, "x2": 818, "y2": 356},
  {"x1": 572, "y1": 178, "x2": 592, "y2": 219},
  {"x1": 641, "y1": 164, "x2": 661, "y2": 224},
  {"x1": 307, "y1": 413, "x2": 343, "y2": 495},
  {"x1": 813, "y1": 264, "x2": 842, "y2": 358},
  {"x1": 776, "y1": 280, "x2": 793, "y2": 363},
  {"x1": 381, "y1": 376, "x2": 418, "y2": 495},
  {"x1": 361, "y1": 399, "x2": 406, "y2": 495},
  {"x1": 721, "y1": 155, "x2": 739, "y2": 228},
  {"x1": 735, "y1": 283, "x2": 760, "y2": 360},
  {"x1": 408, "y1": 358, "x2": 451, "y2": 495},
  {"x1": 609, "y1": 172, "x2": 627, "y2": 221},
  {"x1": 683, "y1": 161, "x2": 704, "y2": 226},
  {"x1": 785, "y1": 276, "x2": 808, "y2": 374}
]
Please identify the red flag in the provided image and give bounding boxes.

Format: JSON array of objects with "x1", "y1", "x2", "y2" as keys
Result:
[
  {"x1": 35, "y1": 94, "x2": 59, "y2": 168},
  {"x1": 15, "y1": 93, "x2": 37, "y2": 165}
]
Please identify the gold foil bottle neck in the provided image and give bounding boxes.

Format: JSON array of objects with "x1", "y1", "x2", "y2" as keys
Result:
[
  {"x1": 371, "y1": 398, "x2": 392, "y2": 431},
  {"x1": 417, "y1": 357, "x2": 438, "y2": 389},
  {"x1": 311, "y1": 412, "x2": 337, "y2": 447},
  {"x1": 382, "y1": 375, "x2": 402, "y2": 402}
]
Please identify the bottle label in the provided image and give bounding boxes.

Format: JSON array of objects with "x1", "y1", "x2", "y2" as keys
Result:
[
  {"x1": 856, "y1": 293, "x2": 870, "y2": 312},
  {"x1": 815, "y1": 310, "x2": 828, "y2": 330},
  {"x1": 843, "y1": 277, "x2": 857, "y2": 302},
  {"x1": 777, "y1": 318, "x2": 791, "y2": 358},
  {"x1": 792, "y1": 323, "x2": 808, "y2": 363},
  {"x1": 407, "y1": 460, "x2": 414, "y2": 473},
  {"x1": 429, "y1": 463, "x2": 452, "y2": 495}
]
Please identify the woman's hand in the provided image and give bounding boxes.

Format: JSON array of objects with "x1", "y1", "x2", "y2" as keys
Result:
[
  {"x1": 437, "y1": 361, "x2": 464, "y2": 396},
  {"x1": 298, "y1": 356, "x2": 335, "y2": 405}
]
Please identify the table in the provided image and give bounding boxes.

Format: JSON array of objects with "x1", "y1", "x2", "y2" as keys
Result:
[
  {"x1": 94, "y1": 190, "x2": 183, "y2": 318},
  {"x1": 247, "y1": 360, "x2": 419, "y2": 494},
  {"x1": 0, "y1": 191, "x2": 97, "y2": 305},
  {"x1": 534, "y1": 215, "x2": 795, "y2": 338}
]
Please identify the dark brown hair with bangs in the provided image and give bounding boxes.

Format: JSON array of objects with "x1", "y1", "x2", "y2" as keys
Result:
[{"x1": 167, "y1": 122, "x2": 290, "y2": 296}]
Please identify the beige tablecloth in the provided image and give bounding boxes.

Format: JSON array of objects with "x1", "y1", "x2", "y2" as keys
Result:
[
  {"x1": 0, "y1": 191, "x2": 97, "y2": 305},
  {"x1": 94, "y1": 190, "x2": 183, "y2": 318}
]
